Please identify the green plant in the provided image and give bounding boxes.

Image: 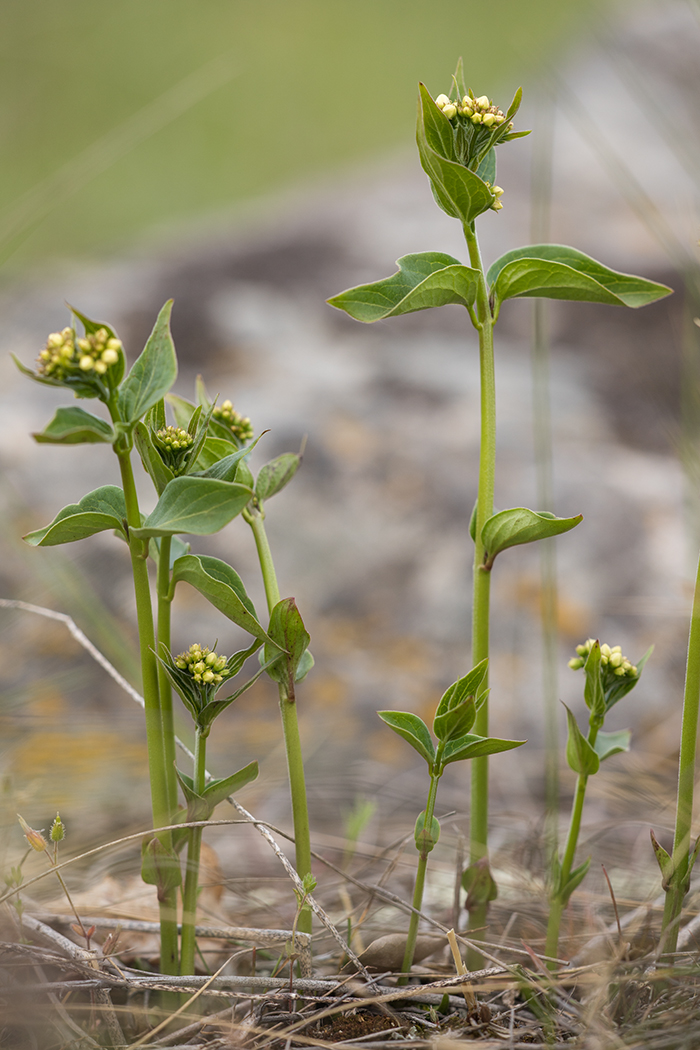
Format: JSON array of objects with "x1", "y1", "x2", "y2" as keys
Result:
[
  {"x1": 15, "y1": 305, "x2": 314, "y2": 974},
  {"x1": 378, "y1": 658, "x2": 524, "y2": 981},
  {"x1": 328, "y1": 61, "x2": 671, "y2": 962},
  {"x1": 654, "y1": 550, "x2": 700, "y2": 954},
  {"x1": 544, "y1": 639, "x2": 650, "y2": 966}
]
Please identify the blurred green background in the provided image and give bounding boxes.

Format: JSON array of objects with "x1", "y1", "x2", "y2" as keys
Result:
[{"x1": 0, "y1": 0, "x2": 617, "y2": 269}]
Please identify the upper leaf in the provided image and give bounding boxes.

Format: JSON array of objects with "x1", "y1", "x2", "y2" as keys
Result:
[
  {"x1": 377, "y1": 710, "x2": 435, "y2": 767},
  {"x1": 593, "y1": 728, "x2": 631, "y2": 762},
  {"x1": 255, "y1": 453, "x2": 301, "y2": 503},
  {"x1": 32, "y1": 406, "x2": 115, "y2": 446},
  {"x1": 417, "y1": 84, "x2": 497, "y2": 224},
  {"x1": 481, "y1": 507, "x2": 583, "y2": 570},
  {"x1": 131, "y1": 477, "x2": 252, "y2": 538},
  {"x1": 432, "y1": 658, "x2": 488, "y2": 742},
  {"x1": 263, "y1": 598, "x2": 310, "y2": 687},
  {"x1": 328, "y1": 252, "x2": 480, "y2": 323},
  {"x1": 23, "y1": 486, "x2": 127, "y2": 546},
  {"x1": 564, "y1": 704, "x2": 600, "y2": 776},
  {"x1": 440, "y1": 732, "x2": 525, "y2": 768},
  {"x1": 117, "y1": 301, "x2": 178, "y2": 426},
  {"x1": 488, "y1": 245, "x2": 673, "y2": 319},
  {"x1": 171, "y1": 554, "x2": 270, "y2": 642}
]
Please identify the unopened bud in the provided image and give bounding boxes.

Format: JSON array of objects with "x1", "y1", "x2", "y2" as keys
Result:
[
  {"x1": 443, "y1": 103, "x2": 457, "y2": 119},
  {"x1": 476, "y1": 95, "x2": 490, "y2": 108},
  {"x1": 79, "y1": 355, "x2": 94, "y2": 371},
  {"x1": 50, "y1": 813, "x2": 65, "y2": 842},
  {"x1": 435, "y1": 93, "x2": 451, "y2": 108},
  {"x1": 18, "y1": 814, "x2": 47, "y2": 853}
]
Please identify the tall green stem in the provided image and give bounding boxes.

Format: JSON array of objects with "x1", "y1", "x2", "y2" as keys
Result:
[
  {"x1": 156, "y1": 534, "x2": 178, "y2": 818},
  {"x1": 661, "y1": 549, "x2": 700, "y2": 951},
  {"x1": 530, "y1": 100, "x2": 559, "y2": 862},
  {"x1": 399, "y1": 765, "x2": 442, "y2": 984},
  {"x1": 244, "y1": 506, "x2": 312, "y2": 935},
  {"x1": 544, "y1": 720, "x2": 600, "y2": 966},
  {"x1": 464, "y1": 221, "x2": 496, "y2": 963},
  {"x1": 114, "y1": 444, "x2": 179, "y2": 975},
  {"x1": 180, "y1": 726, "x2": 207, "y2": 975}
]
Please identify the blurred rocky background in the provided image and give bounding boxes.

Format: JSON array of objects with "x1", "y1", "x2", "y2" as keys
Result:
[{"x1": 0, "y1": 1, "x2": 698, "y2": 926}]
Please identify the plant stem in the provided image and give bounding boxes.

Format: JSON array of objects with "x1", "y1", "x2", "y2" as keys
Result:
[
  {"x1": 464, "y1": 221, "x2": 496, "y2": 965},
  {"x1": 114, "y1": 442, "x2": 179, "y2": 975},
  {"x1": 180, "y1": 726, "x2": 207, "y2": 976},
  {"x1": 544, "y1": 720, "x2": 600, "y2": 966},
  {"x1": 529, "y1": 102, "x2": 559, "y2": 864},
  {"x1": 244, "y1": 506, "x2": 313, "y2": 935},
  {"x1": 399, "y1": 767, "x2": 441, "y2": 984},
  {"x1": 156, "y1": 534, "x2": 178, "y2": 818},
  {"x1": 661, "y1": 548, "x2": 700, "y2": 951}
]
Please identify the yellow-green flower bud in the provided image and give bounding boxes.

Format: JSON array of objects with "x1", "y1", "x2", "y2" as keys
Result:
[
  {"x1": 101, "y1": 348, "x2": 119, "y2": 365},
  {"x1": 471, "y1": 112, "x2": 483, "y2": 124},
  {"x1": 79, "y1": 355, "x2": 95, "y2": 371},
  {"x1": 482, "y1": 113, "x2": 496, "y2": 127},
  {"x1": 568, "y1": 657, "x2": 584, "y2": 669},
  {"x1": 476, "y1": 95, "x2": 490, "y2": 109},
  {"x1": 50, "y1": 813, "x2": 65, "y2": 842},
  {"x1": 94, "y1": 360, "x2": 108, "y2": 374},
  {"x1": 435, "y1": 93, "x2": 451, "y2": 108},
  {"x1": 493, "y1": 186, "x2": 504, "y2": 198},
  {"x1": 202, "y1": 670, "x2": 215, "y2": 683}
]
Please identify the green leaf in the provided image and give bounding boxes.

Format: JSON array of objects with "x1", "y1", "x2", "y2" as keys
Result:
[
  {"x1": 462, "y1": 858, "x2": 498, "y2": 907},
  {"x1": 559, "y1": 857, "x2": 591, "y2": 906},
  {"x1": 414, "y1": 811, "x2": 440, "y2": 854},
  {"x1": 433, "y1": 658, "x2": 488, "y2": 742},
  {"x1": 583, "y1": 642, "x2": 605, "y2": 717},
  {"x1": 295, "y1": 647, "x2": 314, "y2": 683},
  {"x1": 195, "y1": 436, "x2": 240, "y2": 469},
  {"x1": 12, "y1": 351, "x2": 103, "y2": 400},
  {"x1": 452, "y1": 57, "x2": 466, "y2": 98},
  {"x1": 605, "y1": 645, "x2": 653, "y2": 712},
  {"x1": 202, "y1": 761, "x2": 259, "y2": 808},
  {"x1": 171, "y1": 554, "x2": 269, "y2": 641},
  {"x1": 327, "y1": 251, "x2": 480, "y2": 323},
  {"x1": 118, "y1": 301, "x2": 178, "y2": 425},
  {"x1": 488, "y1": 245, "x2": 673, "y2": 319},
  {"x1": 441, "y1": 732, "x2": 525, "y2": 767},
  {"x1": 133, "y1": 422, "x2": 175, "y2": 495},
  {"x1": 23, "y1": 486, "x2": 127, "y2": 546},
  {"x1": 176, "y1": 761, "x2": 259, "y2": 821},
  {"x1": 650, "y1": 829, "x2": 674, "y2": 890},
  {"x1": 377, "y1": 710, "x2": 435, "y2": 767},
  {"x1": 140, "y1": 837, "x2": 181, "y2": 897},
  {"x1": 476, "y1": 148, "x2": 496, "y2": 187},
  {"x1": 255, "y1": 453, "x2": 301, "y2": 502},
  {"x1": 417, "y1": 83, "x2": 497, "y2": 223},
  {"x1": 131, "y1": 477, "x2": 253, "y2": 538},
  {"x1": 195, "y1": 434, "x2": 263, "y2": 482},
  {"x1": 264, "y1": 598, "x2": 310, "y2": 687},
  {"x1": 481, "y1": 507, "x2": 583, "y2": 570},
  {"x1": 32, "y1": 406, "x2": 116, "y2": 445},
  {"x1": 564, "y1": 704, "x2": 600, "y2": 776},
  {"x1": 202, "y1": 650, "x2": 278, "y2": 729},
  {"x1": 594, "y1": 728, "x2": 631, "y2": 762}
]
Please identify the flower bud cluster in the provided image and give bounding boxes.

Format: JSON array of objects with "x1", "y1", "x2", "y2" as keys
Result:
[
  {"x1": 76, "y1": 328, "x2": 122, "y2": 375},
  {"x1": 213, "y1": 400, "x2": 253, "y2": 443},
  {"x1": 37, "y1": 328, "x2": 77, "y2": 380},
  {"x1": 175, "y1": 643, "x2": 228, "y2": 685},
  {"x1": 568, "y1": 638, "x2": 638, "y2": 678},
  {"x1": 155, "y1": 425, "x2": 193, "y2": 452},
  {"x1": 435, "y1": 92, "x2": 509, "y2": 130},
  {"x1": 37, "y1": 326, "x2": 122, "y2": 381}
]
